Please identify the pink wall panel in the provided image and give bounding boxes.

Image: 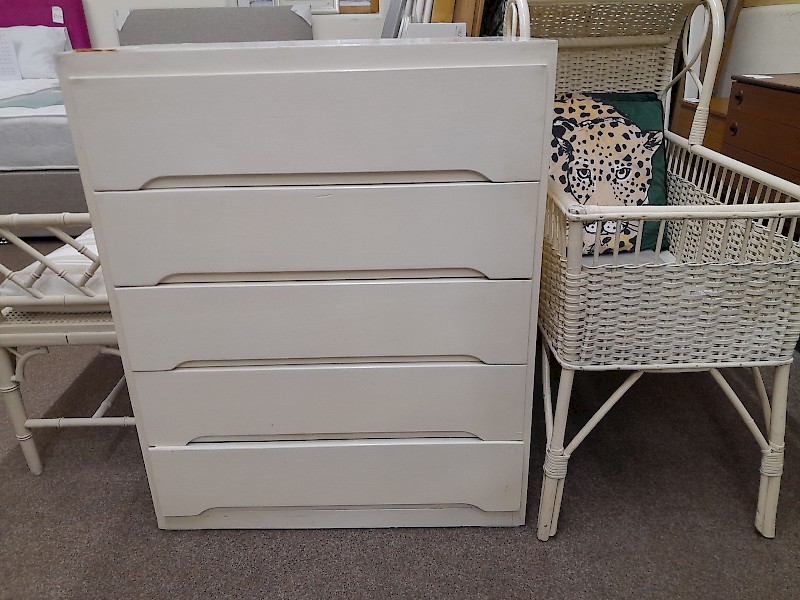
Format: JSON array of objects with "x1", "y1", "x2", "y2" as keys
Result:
[{"x1": 0, "y1": 0, "x2": 91, "y2": 48}]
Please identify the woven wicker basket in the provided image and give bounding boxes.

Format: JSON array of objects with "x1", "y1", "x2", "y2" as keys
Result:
[
  {"x1": 528, "y1": 0, "x2": 695, "y2": 95},
  {"x1": 539, "y1": 142, "x2": 800, "y2": 370}
]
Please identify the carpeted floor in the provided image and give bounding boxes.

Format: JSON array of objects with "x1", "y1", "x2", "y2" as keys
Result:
[{"x1": 2, "y1": 243, "x2": 799, "y2": 599}]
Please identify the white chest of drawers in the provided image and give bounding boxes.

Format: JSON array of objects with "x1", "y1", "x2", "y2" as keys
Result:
[{"x1": 59, "y1": 38, "x2": 557, "y2": 529}]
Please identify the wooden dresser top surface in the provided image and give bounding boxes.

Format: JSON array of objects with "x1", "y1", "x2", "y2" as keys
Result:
[{"x1": 732, "y1": 73, "x2": 800, "y2": 94}]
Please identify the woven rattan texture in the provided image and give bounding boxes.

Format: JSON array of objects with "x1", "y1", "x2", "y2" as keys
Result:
[
  {"x1": 539, "y1": 163, "x2": 800, "y2": 370},
  {"x1": 0, "y1": 309, "x2": 112, "y2": 327},
  {"x1": 668, "y1": 177, "x2": 800, "y2": 264},
  {"x1": 528, "y1": 0, "x2": 697, "y2": 39},
  {"x1": 554, "y1": 45, "x2": 677, "y2": 94},
  {"x1": 0, "y1": 309, "x2": 114, "y2": 342},
  {"x1": 540, "y1": 244, "x2": 800, "y2": 368},
  {"x1": 527, "y1": 0, "x2": 697, "y2": 93}
]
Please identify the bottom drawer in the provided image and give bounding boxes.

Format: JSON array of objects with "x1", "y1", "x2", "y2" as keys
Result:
[{"x1": 148, "y1": 439, "x2": 524, "y2": 518}]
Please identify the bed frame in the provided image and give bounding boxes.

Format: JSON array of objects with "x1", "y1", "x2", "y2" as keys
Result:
[{"x1": 0, "y1": 0, "x2": 91, "y2": 221}]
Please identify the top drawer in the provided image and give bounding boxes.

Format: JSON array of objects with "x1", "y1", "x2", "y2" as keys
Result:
[
  {"x1": 724, "y1": 82, "x2": 800, "y2": 179},
  {"x1": 58, "y1": 39, "x2": 555, "y2": 191},
  {"x1": 728, "y1": 81, "x2": 800, "y2": 131}
]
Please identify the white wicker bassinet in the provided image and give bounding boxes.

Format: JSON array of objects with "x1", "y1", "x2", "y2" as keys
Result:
[
  {"x1": 505, "y1": 0, "x2": 800, "y2": 540},
  {"x1": 540, "y1": 141, "x2": 800, "y2": 371}
]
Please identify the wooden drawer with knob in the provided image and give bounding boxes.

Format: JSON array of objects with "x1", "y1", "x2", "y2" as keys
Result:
[{"x1": 723, "y1": 75, "x2": 800, "y2": 185}]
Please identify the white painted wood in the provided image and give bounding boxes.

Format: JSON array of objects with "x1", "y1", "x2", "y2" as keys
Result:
[
  {"x1": 273, "y1": 0, "x2": 340, "y2": 15},
  {"x1": 91, "y1": 183, "x2": 539, "y2": 286},
  {"x1": 57, "y1": 38, "x2": 557, "y2": 528},
  {"x1": 159, "y1": 505, "x2": 521, "y2": 529},
  {"x1": 57, "y1": 39, "x2": 553, "y2": 191},
  {"x1": 114, "y1": 279, "x2": 533, "y2": 371},
  {"x1": 312, "y1": 12, "x2": 386, "y2": 41},
  {"x1": 133, "y1": 363, "x2": 528, "y2": 445},
  {"x1": 148, "y1": 439, "x2": 525, "y2": 517}
]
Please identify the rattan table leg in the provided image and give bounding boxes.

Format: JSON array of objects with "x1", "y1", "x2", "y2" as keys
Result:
[
  {"x1": 537, "y1": 473, "x2": 559, "y2": 540},
  {"x1": 755, "y1": 363, "x2": 790, "y2": 538},
  {"x1": 0, "y1": 347, "x2": 42, "y2": 475},
  {"x1": 549, "y1": 477, "x2": 567, "y2": 535},
  {"x1": 537, "y1": 367, "x2": 575, "y2": 541}
]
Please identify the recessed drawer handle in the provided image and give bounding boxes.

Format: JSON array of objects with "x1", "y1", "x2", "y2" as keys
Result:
[
  {"x1": 728, "y1": 122, "x2": 739, "y2": 136},
  {"x1": 734, "y1": 90, "x2": 744, "y2": 104}
]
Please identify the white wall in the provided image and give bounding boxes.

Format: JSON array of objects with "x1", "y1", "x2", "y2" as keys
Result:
[
  {"x1": 82, "y1": 0, "x2": 386, "y2": 47},
  {"x1": 718, "y1": 4, "x2": 800, "y2": 98},
  {"x1": 683, "y1": 6, "x2": 707, "y2": 99}
]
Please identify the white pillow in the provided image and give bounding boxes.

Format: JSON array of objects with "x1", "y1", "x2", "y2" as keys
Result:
[
  {"x1": 0, "y1": 31, "x2": 22, "y2": 80},
  {"x1": 2, "y1": 26, "x2": 71, "y2": 79}
]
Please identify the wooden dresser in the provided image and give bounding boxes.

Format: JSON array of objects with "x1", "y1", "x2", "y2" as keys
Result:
[
  {"x1": 58, "y1": 39, "x2": 556, "y2": 529},
  {"x1": 670, "y1": 97, "x2": 729, "y2": 152},
  {"x1": 723, "y1": 73, "x2": 800, "y2": 185}
]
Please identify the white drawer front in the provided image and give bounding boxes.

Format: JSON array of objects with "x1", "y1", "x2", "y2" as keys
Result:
[
  {"x1": 92, "y1": 182, "x2": 539, "y2": 286},
  {"x1": 115, "y1": 279, "x2": 533, "y2": 371},
  {"x1": 61, "y1": 40, "x2": 553, "y2": 190},
  {"x1": 148, "y1": 440, "x2": 524, "y2": 517},
  {"x1": 132, "y1": 363, "x2": 528, "y2": 446}
]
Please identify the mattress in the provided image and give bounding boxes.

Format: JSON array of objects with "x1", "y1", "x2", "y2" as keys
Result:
[{"x1": 0, "y1": 104, "x2": 77, "y2": 170}]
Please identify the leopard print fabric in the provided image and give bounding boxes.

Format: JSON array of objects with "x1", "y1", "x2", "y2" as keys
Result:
[{"x1": 550, "y1": 93, "x2": 664, "y2": 254}]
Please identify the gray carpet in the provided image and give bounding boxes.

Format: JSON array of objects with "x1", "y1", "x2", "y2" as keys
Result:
[{"x1": 2, "y1": 242, "x2": 799, "y2": 599}]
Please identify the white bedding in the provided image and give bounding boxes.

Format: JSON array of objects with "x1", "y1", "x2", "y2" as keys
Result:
[
  {"x1": 0, "y1": 79, "x2": 62, "y2": 108},
  {"x1": 0, "y1": 103, "x2": 77, "y2": 170}
]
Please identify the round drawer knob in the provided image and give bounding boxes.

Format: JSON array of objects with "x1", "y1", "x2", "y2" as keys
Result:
[
  {"x1": 734, "y1": 90, "x2": 744, "y2": 104},
  {"x1": 728, "y1": 122, "x2": 739, "y2": 136}
]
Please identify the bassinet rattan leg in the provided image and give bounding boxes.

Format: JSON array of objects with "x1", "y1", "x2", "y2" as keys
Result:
[
  {"x1": 0, "y1": 347, "x2": 42, "y2": 475},
  {"x1": 537, "y1": 367, "x2": 575, "y2": 541},
  {"x1": 755, "y1": 363, "x2": 791, "y2": 538}
]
